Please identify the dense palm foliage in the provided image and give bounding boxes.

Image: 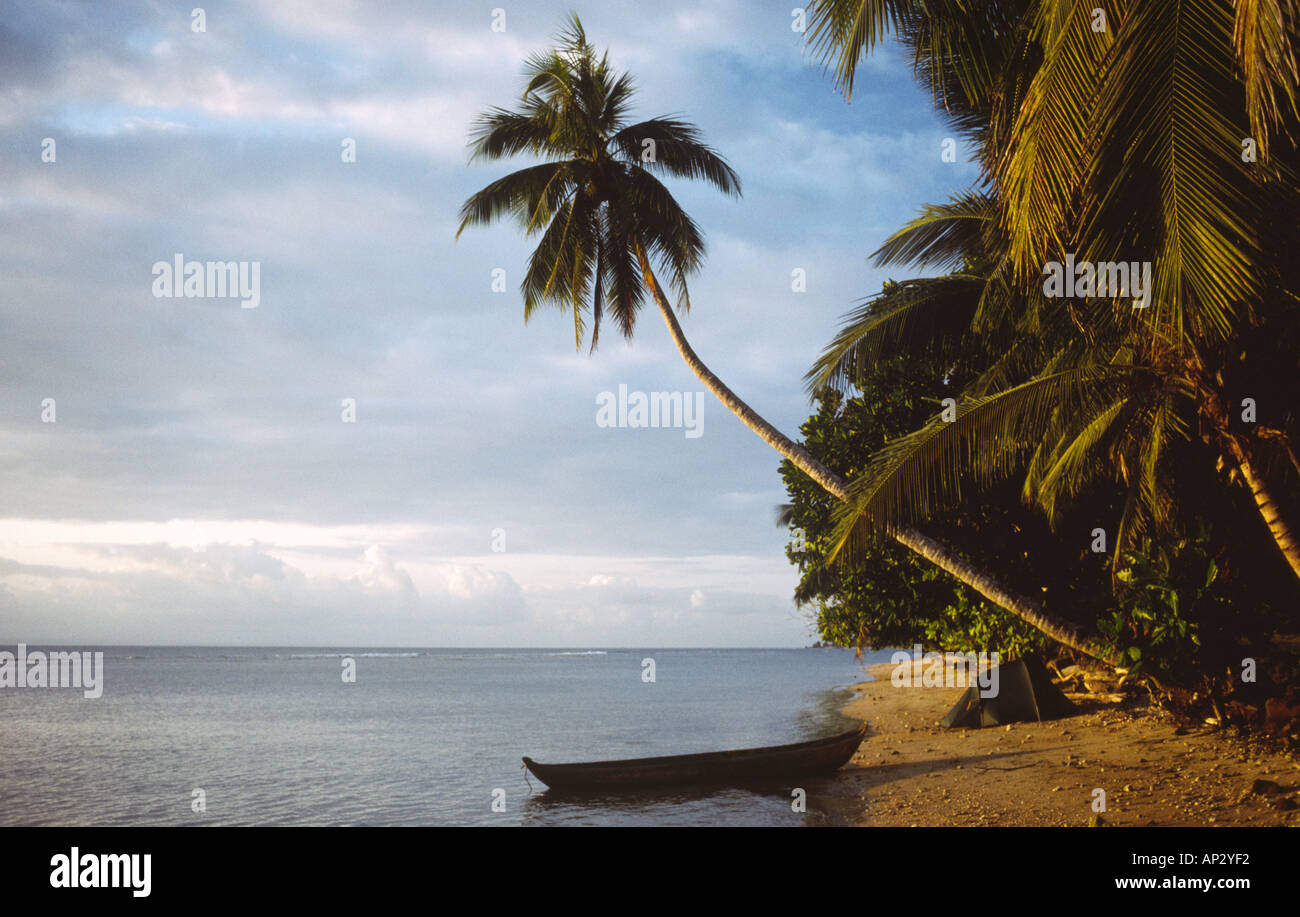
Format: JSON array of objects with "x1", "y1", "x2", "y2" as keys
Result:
[
  {"x1": 806, "y1": 188, "x2": 1193, "y2": 577},
  {"x1": 801, "y1": 0, "x2": 1300, "y2": 598}
]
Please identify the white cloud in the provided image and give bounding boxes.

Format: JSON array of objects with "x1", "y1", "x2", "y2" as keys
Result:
[
  {"x1": 349, "y1": 544, "x2": 417, "y2": 598},
  {"x1": 586, "y1": 573, "x2": 636, "y2": 587}
]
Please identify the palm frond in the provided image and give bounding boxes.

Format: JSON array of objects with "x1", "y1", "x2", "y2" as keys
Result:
[
  {"x1": 520, "y1": 194, "x2": 596, "y2": 331},
  {"x1": 466, "y1": 107, "x2": 555, "y2": 162},
  {"x1": 455, "y1": 161, "x2": 577, "y2": 237},
  {"x1": 611, "y1": 118, "x2": 741, "y2": 196},
  {"x1": 805, "y1": 275, "x2": 986, "y2": 394},
  {"x1": 826, "y1": 365, "x2": 1145, "y2": 560},
  {"x1": 871, "y1": 190, "x2": 996, "y2": 271},
  {"x1": 622, "y1": 166, "x2": 707, "y2": 305},
  {"x1": 1024, "y1": 395, "x2": 1131, "y2": 521},
  {"x1": 996, "y1": 0, "x2": 1114, "y2": 277},
  {"x1": 1234, "y1": 0, "x2": 1300, "y2": 157},
  {"x1": 803, "y1": 0, "x2": 915, "y2": 99},
  {"x1": 1084, "y1": 0, "x2": 1264, "y2": 343},
  {"x1": 898, "y1": 0, "x2": 1031, "y2": 120},
  {"x1": 599, "y1": 195, "x2": 648, "y2": 340}
]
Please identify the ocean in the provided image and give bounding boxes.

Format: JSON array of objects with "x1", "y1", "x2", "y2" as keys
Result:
[{"x1": 0, "y1": 646, "x2": 890, "y2": 826}]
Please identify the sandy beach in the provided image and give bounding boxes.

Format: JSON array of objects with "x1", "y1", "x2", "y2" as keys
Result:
[{"x1": 825, "y1": 663, "x2": 1300, "y2": 827}]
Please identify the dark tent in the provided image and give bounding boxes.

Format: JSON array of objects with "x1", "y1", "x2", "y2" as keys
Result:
[{"x1": 941, "y1": 654, "x2": 1076, "y2": 728}]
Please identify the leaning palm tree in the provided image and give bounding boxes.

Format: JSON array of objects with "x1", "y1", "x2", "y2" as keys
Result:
[{"x1": 457, "y1": 15, "x2": 1113, "y2": 662}]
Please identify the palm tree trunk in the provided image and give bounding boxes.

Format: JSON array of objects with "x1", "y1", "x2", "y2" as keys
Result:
[
  {"x1": 1194, "y1": 373, "x2": 1300, "y2": 582},
  {"x1": 890, "y1": 528, "x2": 1115, "y2": 661},
  {"x1": 636, "y1": 248, "x2": 1120, "y2": 666},
  {"x1": 1228, "y1": 442, "x2": 1300, "y2": 581}
]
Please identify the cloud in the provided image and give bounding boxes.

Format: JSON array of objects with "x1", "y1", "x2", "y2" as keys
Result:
[
  {"x1": 349, "y1": 544, "x2": 417, "y2": 598},
  {"x1": 586, "y1": 573, "x2": 637, "y2": 587},
  {"x1": 0, "y1": 537, "x2": 530, "y2": 644}
]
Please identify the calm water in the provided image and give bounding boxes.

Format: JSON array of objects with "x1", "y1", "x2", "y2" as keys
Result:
[{"x1": 0, "y1": 647, "x2": 888, "y2": 826}]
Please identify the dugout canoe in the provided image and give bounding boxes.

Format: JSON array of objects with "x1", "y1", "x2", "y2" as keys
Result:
[{"x1": 522, "y1": 723, "x2": 866, "y2": 790}]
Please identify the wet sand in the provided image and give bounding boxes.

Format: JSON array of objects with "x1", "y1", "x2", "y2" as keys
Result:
[{"x1": 823, "y1": 663, "x2": 1300, "y2": 826}]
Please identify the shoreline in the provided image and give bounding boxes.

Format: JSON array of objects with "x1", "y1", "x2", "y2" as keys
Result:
[{"x1": 823, "y1": 663, "x2": 1299, "y2": 826}]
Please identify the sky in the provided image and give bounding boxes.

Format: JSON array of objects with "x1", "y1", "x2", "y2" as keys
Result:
[{"x1": 0, "y1": 0, "x2": 979, "y2": 646}]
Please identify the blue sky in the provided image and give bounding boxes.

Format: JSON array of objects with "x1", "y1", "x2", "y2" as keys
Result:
[{"x1": 0, "y1": 0, "x2": 978, "y2": 646}]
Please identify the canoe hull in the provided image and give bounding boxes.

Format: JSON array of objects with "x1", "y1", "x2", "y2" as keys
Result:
[{"x1": 522, "y1": 723, "x2": 866, "y2": 791}]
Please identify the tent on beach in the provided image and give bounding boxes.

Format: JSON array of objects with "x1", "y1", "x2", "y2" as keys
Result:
[{"x1": 941, "y1": 654, "x2": 1075, "y2": 728}]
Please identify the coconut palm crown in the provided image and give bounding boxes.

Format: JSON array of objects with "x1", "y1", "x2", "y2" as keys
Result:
[{"x1": 456, "y1": 14, "x2": 741, "y2": 352}]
